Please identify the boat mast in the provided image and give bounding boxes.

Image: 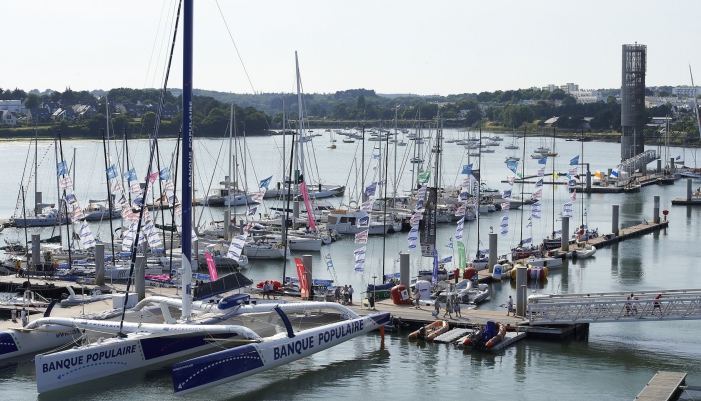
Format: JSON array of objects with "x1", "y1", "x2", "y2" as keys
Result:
[
  {"x1": 101, "y1": 128, "x2": 117, "y2": 267},
  {"x1": 393, "y1": 105, "x2": 398, "y2": 202},
  {"x1": 476, "y1": 127, "x2": 481, "y2": 258},
  {"x1": 361, "y1": 125, "x2": 365, "y2": 202},
  {"x1": 228, "y1": 103, "x2": 233, "y2": 231},
  {"x1": 689, "y1": 65, "x2": 701, "y2": 140},
  {"x1": 34, "y1": 118, "x2": 38, "y2": 215},
  {"x1": 552, "y1": 127, "x2": 556, "y2": 238},
  {"x1": 181, "y1": 0, "x2": 193, "y2": 320},
  {"x1": 56, "y1": 130, "x2": 73, "y2": 266},
  {"x1": 520, "y1": 127, "x2": 526, "y2": 244},
  {"x1": 294, "y1": 52, "x2": 303, "y2": 218}
]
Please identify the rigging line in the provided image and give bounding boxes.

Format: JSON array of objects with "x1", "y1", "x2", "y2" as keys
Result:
[
  {"x1": 214, "y1": 0, "x2": 257, "y2": 94},
  {"x1": 143, "y1": 0, "x2": 170, "y2": 89},
  {"x1": 152, "y1": 0, "x2": 177, "y2": 89}
]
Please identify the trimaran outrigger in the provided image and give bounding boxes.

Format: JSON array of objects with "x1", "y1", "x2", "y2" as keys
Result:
[{"x1": 32, "y1": 0, "x2": 388, "y2": 394}]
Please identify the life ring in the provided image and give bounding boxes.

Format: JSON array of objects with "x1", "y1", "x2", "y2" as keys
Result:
[{"x1": 348, "y1": 200, "x2": 358, "y2": 209}]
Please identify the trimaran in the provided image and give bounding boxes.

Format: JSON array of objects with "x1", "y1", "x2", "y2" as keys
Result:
[{"x1": 28, "y1": 1, "x2": 387, "y2": 394}]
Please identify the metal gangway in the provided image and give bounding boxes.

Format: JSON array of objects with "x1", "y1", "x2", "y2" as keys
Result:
[
  {"x1": 616, "y1": 150, "x2": 657, "y2": 177},
  {"x1": 527, "y1": 289, "x2": 701, "y2": 325}
]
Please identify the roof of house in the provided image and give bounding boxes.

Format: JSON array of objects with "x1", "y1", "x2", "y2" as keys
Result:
[{"x1": 544, "y1": 117, "x2": 559, "y2": 124}]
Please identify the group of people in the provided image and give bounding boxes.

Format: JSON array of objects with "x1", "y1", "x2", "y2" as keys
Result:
[
  {"x1": 261, "y1": 280, "x2": 275, "y2": 299},
  {"x1": 12, "y1": 307, "x2": 28, "y2": 327},
  {"x1": 333, "y1": 285, "x2": 354, "y2": 305}
]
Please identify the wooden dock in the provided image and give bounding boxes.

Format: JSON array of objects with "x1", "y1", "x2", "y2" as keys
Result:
[
  {"x1": 586, "y1": 220, "x2": 668, "y2": 249},
  {"x1": 635, "y1": 371, "x2": 686, "y2": 401},
  {"x1": 671, "y1": 196, "x2": 701, "y2": 206}
]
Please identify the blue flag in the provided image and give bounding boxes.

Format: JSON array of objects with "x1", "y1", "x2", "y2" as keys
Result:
[
  {"x1": 461, "y1": 164, "x2": 473, "y2": 175},
  {"x1": 570, "y1": 155, "x2": 579, "y2": 166},
  {"x1": 159, "y1": 167, "x2": 171, "y2": 180},
  {"x1": 538, "y1": 156, "x2": 547, "y2": 165},
  {"x1": 364, "y1": 182, "x2": 377, "y2": 197},
  {"x1": 506, "y1": 160, "x2": 518, "y2": 174},
  {"x1": 445, "y1": 242, "x2": 453, "y2": 249},
  {"x1": 676, "y1": 155, "x2": 681, "y2": 161},
  {"x1": 106, "y1": 164, "x2": 118, "y2": 180},
  {"x1": 432, "y1": 248, "x2": 439, "y2": 285},
  {"x1": 124, "y1": 168, "x2": 137, "y2": 182},
  {"x1": 259, "y1": 175, "x2": 272, "y2": 189},
  {"x1": 56, "y1": 161, "x2": 68, "y2": 176}
]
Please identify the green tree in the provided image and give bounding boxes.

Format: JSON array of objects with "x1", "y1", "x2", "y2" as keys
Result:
[
  {"x1": 24, "y1": 94, "x2": 40, "y2": 109},
  {"x1": 356, "y1": 94, "x2": 366, "y2": 110}
]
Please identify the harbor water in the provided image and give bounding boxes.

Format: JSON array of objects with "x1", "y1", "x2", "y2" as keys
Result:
[{"x1": 0, "y1": 131, "x2": 700, "y2": 400}]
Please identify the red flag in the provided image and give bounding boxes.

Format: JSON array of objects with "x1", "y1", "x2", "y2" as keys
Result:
[
  {"x1": 299, "y1": 182, "x2": 317, "y2": 231},
  {"x1": 294, "y1": 257, "x2": 309, "y2": 299},
  {"x1": 205, "y1": 252, "x2": 219, "y2": 281}
]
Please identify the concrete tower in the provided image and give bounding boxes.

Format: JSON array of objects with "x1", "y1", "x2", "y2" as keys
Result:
[{"x1": 620, "y1": 43, "x2": 646, "y2": 160}]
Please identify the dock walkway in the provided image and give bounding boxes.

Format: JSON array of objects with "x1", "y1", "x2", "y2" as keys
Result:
[{"x1": 635, "y1": 371, "x2": 686, "y2": 401}]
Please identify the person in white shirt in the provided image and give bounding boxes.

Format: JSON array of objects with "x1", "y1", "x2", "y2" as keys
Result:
[{"x1": 348, "y1": 285, "x2": 354, "y2": 304}]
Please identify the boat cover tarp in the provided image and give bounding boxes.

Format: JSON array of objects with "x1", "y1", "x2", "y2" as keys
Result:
[{"x1": 193, "y1": 272, "x2": 253, "y2": 300}]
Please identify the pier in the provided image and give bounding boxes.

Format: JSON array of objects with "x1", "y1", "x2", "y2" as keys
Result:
[{"x1": 635, "y1": 371, "x2": 686, "y2": 401}]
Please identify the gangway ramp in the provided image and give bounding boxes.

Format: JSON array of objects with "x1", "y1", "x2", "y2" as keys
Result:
[
  {"x1": 617, "y1": 150, "x2": 658, "y2": 176},
  {"x1": 527, "y1": 289, "x2": 701, "y2": 325}
]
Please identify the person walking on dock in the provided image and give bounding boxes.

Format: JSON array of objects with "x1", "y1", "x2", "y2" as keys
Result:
[
  {"x1": 654, "y1": 294, "x2": 663, "y2": 316},
  {"x1": 506, "y1": 296, "x2": 514, "y2": 316},
  {"x1": 454, "y1": 297, "x2": 461, "y2": 317},
  {"x1": 444, "y1": 297, "x2": 452, "y2": 319},
  {"x1": 348, "y1": 285, "x2": 354, "y2": 305},
  {"x1": 433, "y1": 300, "x2": 440, "y2": 318},
  {"x1": 334, "y1": 286, "x2": 341, "y2": 303},
  {"x1": 414, "y1": 287, "x2": 421, "y2": 309}
]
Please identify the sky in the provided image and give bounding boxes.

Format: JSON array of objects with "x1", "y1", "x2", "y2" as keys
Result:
[{"x1": 5, "y1": 0, "x2": 701, "y2": 96}]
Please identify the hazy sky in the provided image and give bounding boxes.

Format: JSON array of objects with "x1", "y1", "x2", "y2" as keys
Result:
[{"x1": 5, "y1": 0, "x2": 701, "y2": 96}]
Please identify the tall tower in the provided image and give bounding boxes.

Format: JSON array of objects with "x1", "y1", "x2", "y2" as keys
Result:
[{"x1": 620, "y1": 43, "x2": 646, "y2": 160}]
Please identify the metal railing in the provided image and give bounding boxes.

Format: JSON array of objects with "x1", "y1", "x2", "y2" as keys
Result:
[{"x1": 527, "y1": 289, "x2": 701, "y2": 325}]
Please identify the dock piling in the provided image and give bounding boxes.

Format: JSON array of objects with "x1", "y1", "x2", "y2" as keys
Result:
[
  {"x1": 653, "y1": 195, "x2": 660, "y2": 224},
  {"x1": 488, "y1": 233, "x2": 497, "y2": 273},
  {"x1": 95, "y1": 243, "x2": 105, "y2": 286},
  {"x1": 561, "y1": 216, "x2": 569, "y2": 251},
  {"x1": 400, "y1": 252, "x2": 410, "y2": 288},
  {"x1": 223, "y1": 210, "x2": 230, "y2": 238},
  {"x1": 31, "y1": 234, "x2": 40, "y2": 267},
  {"x1": 657, "y1": 159, "x2": 662, "y2": 174},
  {"x1": 687, "y1": 179, "x2": 693, "y2": 201},
  {"x1": 135, "y1": 255, "x2": 145, "y2": 301},
  {"x1": 303, "y1": 255, "x2": 313, "y2": 299},
  {"x1": 516, "y1": 265, "x2": 526, "y2": 317},
  {"x1": 612, "y1": 205, "x2": 619, "y2": 236}
]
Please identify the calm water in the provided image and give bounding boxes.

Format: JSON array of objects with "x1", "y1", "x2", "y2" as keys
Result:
[{"x1": 0, "y1": 130, "x2": 700, "y2": 400}]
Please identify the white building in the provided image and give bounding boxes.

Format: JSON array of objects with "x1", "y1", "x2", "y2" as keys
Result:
[
  {"x1": 571, "y1": 90, "x2": 604, "y2": 104},
  {"x1": 0, "y1": 110, "x2": 18, "y2": 126},
  {"x1": 672, "y1": 86, "x2": 701, "y2": 97},
  {"x1": 0, "y1": 100, "x2": 23, "y2": 113}
]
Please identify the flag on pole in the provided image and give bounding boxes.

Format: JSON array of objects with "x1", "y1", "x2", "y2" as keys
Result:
[
  {"x1": 455, "y1": 203, "x2": 466, "y2": 217},
  {"x1": 360, "y1": 199, "x2": 373, "y2": 211},
  {"x1": 455, "y1": 217, "x2": 465, "y2": 241},
  {"x1": 251, "y1": 190, "x2": 266, "y2": 203},
  {"x1": 563, "y1": 202, "x2": 573, "y2": 218},
  {"x1": 364, "y1": 182, "x2": 377, "y2": 197},
  {"x1": 56, "y1": 161, "x2": 68, "y2": 176},
  {"x1": 417, "y1": 170, "x2": 431, "y2": 184},
  {"x1": 299, "y1": 182, "x2": 317, "y2": 231},
  {"x1": 502, "y1": 202, "x2": 510, "y2": 212},
  {"x1": 506, "y1": 160, "x2": 518, "y2": 174},
  {"x1": 571, "y1": 190, "x2": 577, "y2": 201},
  {"x1": 259, "y1": 175, "x2": 272, "y2": 189},
  {"x1": 461, "y1": 164, "x2": 473, "y2": 175},
  {"x1": 532, "y1": 189, "x2": 542, "y2": 200},
  {"x1": 159, "y1": 167, "x2": 171, "y2": 180},
  {"x1": 354, "y1": 247, "x2": 366, "y2": 275},
  {"x1": 247, "y1": 206, "x2": 257, "y2": 217},
  {"x1": 407, "y1": 225, "x2": 419, "y2": 252},
  {"x1": 417, "y1": 185, "x2": 427, "y2": 199},
  {"x1": 570, "y1": 155, "x2": 580, "y2": 166},
  {"x1": 537, "y1": 166, "x2": 545, "y2": 177},
  {"x1": 507, "y1": 176, "x2": 515, "y2": 185},
  {"x1": 457, "y1": 241, "x2": 466, "y2": 273},
  {"x1": 538, "y1": 156, "x2": 547, "y2": 165},
  {"x1": 325, "y1": 254, "x2": 334, "y2": 271},
  {"x1": 59, "y1": 176, "x2": 73, "y2": 190},
  {"x1": 502, "y1": 189, "x2": 512, "y2": 198},
  {"x1": 354, "y1": 229, "x2": 369, "y2": 244},
  {"x1": 148, "y1": 172, "x2": 159, "y2": 184},
  {"x1": 112, "y1": 179, "x2": 123, "y2": 193},
  {"x1": 227, "y1": 235, "x2": 246, "y2": 260},
  {"x1": 106, "y1": 164, "x2": 118, "y2": 179},
  {"x1": 356, "y1": 215, "x2": 369, "y2": 228},
  {"x1": 445, "y1": 242, "x2": 453, "y2": 249},
  {"x1": 535, "y1": 178, "x2": 543, "y2": 188},
  {"x1": 610, "y1": 170, "x2": 619, "y2": 178},
  {"x1": 124, "y1": 168, "x2": 137, "y2": 182},
  {"x1": 500, "y1": 215, "x2": 509, "y2": 236},
  {"x1": 432, "y1": 249, "x2": 439, "y2": 285}
]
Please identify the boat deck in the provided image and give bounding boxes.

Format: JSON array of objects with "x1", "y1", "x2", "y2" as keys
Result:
[{"x1": 635, "y1": 371, "x2": 686, "y2": 401}]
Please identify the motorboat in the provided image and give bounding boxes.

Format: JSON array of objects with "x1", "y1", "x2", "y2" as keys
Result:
[
  {"x1": 569, "y1": 243, "x2": 596, "y2": 259},
  {"x1": 84, "y1": 201, "x2": 121, "y2": 221},
  {"x1": 60, "y1": 286, "x2": 113, "y2": 307},
  {"x1": 325, "y1": 210, "x2": 390, "y2": 235},
  {"x1": 12, "y1": 207, "x2": 69, "y2": 227}
]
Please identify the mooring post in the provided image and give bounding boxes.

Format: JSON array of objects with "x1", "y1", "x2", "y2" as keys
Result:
[
  {"x1": 561, "y1": 216, "x2": 569, "y2": 251},
  {"x1": 31, "y1": 234, "x2": 40, "y2": 267},
  {"x1": 400, "y1": 252, "x2": 410, "y2": 288},
  {"x1": 657, "y1": 159, "x2": 662, "y2": 174},
  {"x1": 223, "y1": 210, "x2": 230, "y2": 239},
  {"x1": 488, "y1": 233, "x2": 497, "y2": 273},
  {"x1": 687, "y1": 178, "x2": 692, "y2": 201},
  {"x1": 95, "y1": 243, "x2": 105, "y2": 286},
  {"x1": 516, "y1": 265, "x2": 527, "y2": 317},
  {"x1": 612, "y1": 205, "x2": 619, "y2": 236},
  {"x1": 135, "y1": 255, "x2": 145, "y2": 301},
  {"x1": 653, "y1": 195, "x2": 660, "y2": 224}
]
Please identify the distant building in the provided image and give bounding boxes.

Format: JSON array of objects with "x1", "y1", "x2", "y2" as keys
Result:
[
  {"x1": 72, "y1": 104, "x2": 96, "y2": 119},
  {"x1": 41, "y1": 102, "x2": 60, "y2": 113},
  {"x1": 115, "y1": 103, "x2": 142, "y2": 118},
  {"x1": 541, "y1": 84, "x2": 557, "y2": 92},
  {"x1": 571, "y1": 90, "x2": 604, "y2": 104},
  {"x1": 0, "y1": 100, "x2": 23, "y2": 113},
  {"x1": 161, "y1": 105, "x2": 179, "y2": 118},
  {"x1": 27, "y1": 108, "x2": 51, "y2": 122},
  {"x1": 0, "y1": 110, "x2": 18, "y2": 126},
  {"x1": 52, "y1": 108, "x2": 76, "y2": 121},
  {"x1": 672, "y1": 86, "x2": 701, "y2": 97}
]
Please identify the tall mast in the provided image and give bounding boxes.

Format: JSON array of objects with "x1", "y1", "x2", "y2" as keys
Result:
[
  {"x1": 101, "y1": 128, "x2": 117, "y2": 267},
  {"x1": 34, "y1": 118, "x2": 38, "y2": 214},
  {"x1": 393, "y1": 105, "x2": 398, "y2": 202},
  {"x1": 228, "y1": 103, "x2": 233, "y2": 226},
  {"x1": 690, "y1": 65, "x2": 701, "y2": 140},
  {"x1": 181, "y1": 0, "x2": 193, "y2": 320},
  {"x1": 295, "y1": 52, "x2": 305, "y2": 182},
  {"x1": 552, "y1": 127, "x2": 556, "y2": 237}
]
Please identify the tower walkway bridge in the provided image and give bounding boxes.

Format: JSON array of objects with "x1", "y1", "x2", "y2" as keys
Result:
[
  {"x1": 526, "y1": 289, "x2": 701, "y2": 325},
  {"x1": 616, "y1": 150, "x2": 658, "y2": 176}
]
